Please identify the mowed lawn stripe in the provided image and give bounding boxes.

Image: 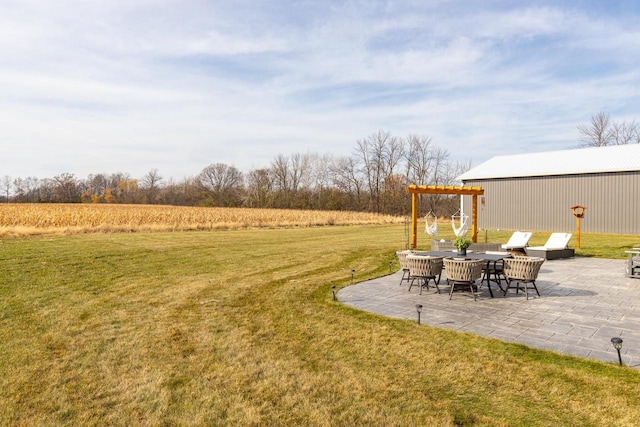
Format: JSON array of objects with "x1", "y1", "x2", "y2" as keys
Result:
[{"x1": 1, "y1": 225, "x2": 639, "y2": 425}]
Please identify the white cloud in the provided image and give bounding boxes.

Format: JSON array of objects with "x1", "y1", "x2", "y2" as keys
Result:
[{"x1": 1, "y1": 0, "x2": 639, "y2": 180}]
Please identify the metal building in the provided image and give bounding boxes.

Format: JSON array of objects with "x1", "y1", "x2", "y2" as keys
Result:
[{"x1": 457, "y1": 144, "x2": 640, "y2": 234}]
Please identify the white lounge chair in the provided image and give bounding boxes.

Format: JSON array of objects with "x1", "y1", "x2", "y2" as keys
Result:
[
  {"x1": 525, "y1": 233, "x2": 574, "y2": 260},
  {"x1": 501, "y1": 231, "x2": 532, "y2": 251}
]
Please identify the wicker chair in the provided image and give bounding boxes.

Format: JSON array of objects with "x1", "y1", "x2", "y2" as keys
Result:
[
  {"x1": 396, "y1": 250, "x2": 413, "y2": 286},
  {"x1": 406, "y1": 255, "x2": 444, "y2": 295},
  {"x1": 443, "y1": 258, "x2": 484, "y2": 300},
  {"x1": 503, "y1": 256, "x2": 545, "y2": 299}
]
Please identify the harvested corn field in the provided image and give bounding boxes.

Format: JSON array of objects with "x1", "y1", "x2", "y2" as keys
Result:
[{"x1": 0, "y1": 204, "x2": 404, "y2": 236}]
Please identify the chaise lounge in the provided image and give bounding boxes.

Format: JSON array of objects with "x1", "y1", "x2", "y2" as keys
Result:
[
  {"x1": 501, "y1": 231, "x2": 533, "y2": 251},
  {"x1": 525, "y1": 233, "x2": 574, "y2": 260}
]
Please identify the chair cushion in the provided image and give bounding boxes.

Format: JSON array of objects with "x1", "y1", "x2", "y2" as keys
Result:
[{"x1": 501, "y1": 231, "x2": 533, "y2": 249}]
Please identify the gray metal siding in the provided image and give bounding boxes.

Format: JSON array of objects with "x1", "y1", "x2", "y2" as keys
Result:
[{"x1": 462, "y1": 171, "x2": 640, "y2": 234}]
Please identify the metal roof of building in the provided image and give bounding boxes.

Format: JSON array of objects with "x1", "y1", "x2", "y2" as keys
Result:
[{"x1": 457, "y1": 144, "x2": 640, "y2": 181}]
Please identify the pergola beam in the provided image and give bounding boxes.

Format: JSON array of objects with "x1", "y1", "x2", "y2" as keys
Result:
[{"x1": 406, "y1": 185, "x2": 484, "y2": 249}]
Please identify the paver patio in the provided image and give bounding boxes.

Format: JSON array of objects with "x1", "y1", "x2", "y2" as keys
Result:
[{"x1": 337, "y1": 256, "x2": 640, "y2": 368}]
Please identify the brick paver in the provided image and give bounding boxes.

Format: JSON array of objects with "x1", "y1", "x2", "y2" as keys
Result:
[{"x1": 338, "y1": 257, "x2": 640, "y2": 368}]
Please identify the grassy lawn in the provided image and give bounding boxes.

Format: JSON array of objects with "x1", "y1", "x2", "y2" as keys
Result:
[{"x1": 1, "y1": 225, "x2": 640, "y2": 425}]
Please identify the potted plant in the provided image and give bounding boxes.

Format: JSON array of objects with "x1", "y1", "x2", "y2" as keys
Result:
[{"x1": 453, "y1": 237, "x2": 472, "y2": 256}]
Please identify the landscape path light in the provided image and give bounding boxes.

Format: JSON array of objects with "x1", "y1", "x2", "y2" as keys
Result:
[
  {"x1": 351, "y1": 269, "x2": 355, "y2": 284},
  {"x1": 331, "y1": 285, "x2": 337, "y2": 301},
  {"x1": 389, "y1": 260, "x2": 393, "y2": 273},
  {"x1": 416, "y1": 304, "x2": 423, "y2": 325},
  {"x1": 611, "y1": 337, "x2": 623, "y2": 366}
]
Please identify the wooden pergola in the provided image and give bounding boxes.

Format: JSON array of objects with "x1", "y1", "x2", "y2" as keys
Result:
[{"x1": 406, "y1": 185, "x2": 485, "y2": 249}]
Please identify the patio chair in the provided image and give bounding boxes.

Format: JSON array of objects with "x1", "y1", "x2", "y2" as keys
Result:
[
  {"x1": 443, "y1": 258, "x2": 484, "y2": 300},
  {"x1": 525, "y1": 233, "x2": 574, "y2": 260},
  {"x1": 407, "y1": 255, "x2": 443, "y2": 295},
  {"x1": 396, "y1": 250, "x2": 413, "y2": 286},
  {"x1": 626, "y1": 248, "x2": 640, "y2": 279},
  {"x1": 503, "y1": 256, "x2": 545, "y2": 300},
  {"x1": 501, "y1": 231, "x2": 533, "y2": 251}
]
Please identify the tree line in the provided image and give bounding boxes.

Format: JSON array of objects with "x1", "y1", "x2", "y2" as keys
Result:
[{"x1": 0, "y1": 131, "x2": 470, "y2": 217}]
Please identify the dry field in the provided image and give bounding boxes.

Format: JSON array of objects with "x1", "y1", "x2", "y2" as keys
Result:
[{"x1": 0, "y1": 203, "x2": 404, "y2": 237}]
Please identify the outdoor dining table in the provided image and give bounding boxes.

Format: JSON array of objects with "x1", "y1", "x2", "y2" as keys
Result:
[{"x1": 412, "y1": 251, "x2": 513, "y2": 297}]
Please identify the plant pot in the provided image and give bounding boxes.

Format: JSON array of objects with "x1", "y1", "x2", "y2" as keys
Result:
[{"x1": 457, "y1": 248, "x2": 467, "y2": 256}]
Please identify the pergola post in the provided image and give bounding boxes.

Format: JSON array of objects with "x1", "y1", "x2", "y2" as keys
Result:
[
  {"x1": 406, "y1": 185, "x2": 484, "y2": 249},
  {"x1": 472, "y1": 194, "x2": 478, "y2": 243},
  {"x1": 411, "y1": 192, "x2": 418, "y2": 249}
]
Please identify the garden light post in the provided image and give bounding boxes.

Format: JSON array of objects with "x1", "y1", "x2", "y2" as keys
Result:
[
  {"x1": 611, "y1": 337, "x2": 623, "y2": 366},
  {"x1": 351, "y1": 269, "x2": 355, "y2": 284},
  {"x1": 416, "y1": 304, "x2": 422, "y2": 325},
  {"x1": 331, "y1": 285, "x2": 337, "y2": 301},
  {"x1": 389, "y1": 260, "x2": 393, "y2": 273}
]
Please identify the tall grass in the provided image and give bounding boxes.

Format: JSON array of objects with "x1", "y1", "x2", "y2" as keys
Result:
[{"x1": 1, "y1": 225, "x2": 639, "y2": 425}]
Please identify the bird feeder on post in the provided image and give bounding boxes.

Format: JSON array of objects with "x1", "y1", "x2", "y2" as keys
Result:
[{"x1": 571, "y1": 205, "x2": 585, "y2": 249}]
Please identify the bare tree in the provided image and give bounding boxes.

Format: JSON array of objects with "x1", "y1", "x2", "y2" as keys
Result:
[
  {"x1": 13, "y1": 177, "x2": 40, "y2": 202},
  {"x1": 1, "y1": 175, "x2": 12, "y2": 202},
  {"x1": 140, "y1": 168, "x2": 163, "y2": 204},
  {"x1": 354, "y1": 130, "x2": 389, "y2": 212},
  {"x1": 610, "y1": 120, "x2": 640, "y2": 145},
  {"x1": 578, "y1": 112, "x2": 611, "y2": 147},
  {"x1": 84, "y1": 173, "x2": 109, "y2": 203},
  {"x1": 198, "y1": 163, "x2": 244, "y2": 206},
  {"x1": 245, "y1": 168, "x2": 274, "y2": 208},
  {"x1": 405, "y1": 134, "x2": 433, "y2": 185},
  {"x1": 308, "y1": 153, "x2": 332, "y2": 209},
  {"x1": 52, "y1": 173, "x2": 81, "y2": 202},
  {"x1": 271, "y1": 155, "x2": 290, "y2": 191},
  {"x1": 578, "y1": 112, "x2": 640, "y2": 147},
  {"x1": 330, "y1": 156, "x2": 364, "y2": 210}
]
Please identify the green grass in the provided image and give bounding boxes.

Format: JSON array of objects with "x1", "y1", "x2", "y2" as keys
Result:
[
  {"x1": 469, "y1": 227, "x2": 640, "y2": 259},
  {"x1": 1, "y1": 225, "x2": 640, "y2": 426}
]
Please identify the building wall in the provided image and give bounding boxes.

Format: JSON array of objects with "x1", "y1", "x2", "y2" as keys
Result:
[{"x1": 461, "y1": 171, "x2": 640, "y2": 234}]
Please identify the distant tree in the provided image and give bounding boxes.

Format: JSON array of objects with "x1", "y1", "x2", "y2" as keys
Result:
[
  {"x1": 329, "y1": 156, "x2": 365, "y2": 210},
  {"x1": 1, "y1": 175, "x2": 12, "y2": 202},
  {"x1": 269, "y1": 154, "x2": 312, "y2": 208},
  {"x1": 140, "y1": 168, "x2": 163, "y2": 204},
  {"x1": 578, "y1": 111, "x2": 610, "y2": 146},
  {"x1": 578, "y1": 111, "x2": 640, "y2": 146},
  {"x1": 381, "y1": 173, "x2": 409, "y2": 215},
  {"x1": 405, "y1": 134, "x2": 433, "y2": 185},
  {"x1": 610, "y1": 120, "x2": 640, "y2": 145},
  {"x1": 13, "y1": 177, "x2": 39, "y2": 202},
  {"x1": 52, "y1": 173, "x2": 81, "y2": 203},
  {"x1": 355, "y1": 130, "x2": 403, "y2": 213},
  {"x1": 244, "y1": 168, "x2": 274, "y2": 208},
  {"x1": 159, "y1": 177, "x2": 196, "y2": 206},
  {"x1": 83, "y1": 173, "x2": 109, "y2": 203},
  {"x1": 197, "y1": 163, "x2": 244, "y2": 206},
  {"x1": 307, "y1": 153, "x2": 333, "y2": 209}
]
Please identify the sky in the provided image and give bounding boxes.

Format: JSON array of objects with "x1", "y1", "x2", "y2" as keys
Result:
[{"x1": 1, "y1": 0, "x2": 640, "y2": 181}]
